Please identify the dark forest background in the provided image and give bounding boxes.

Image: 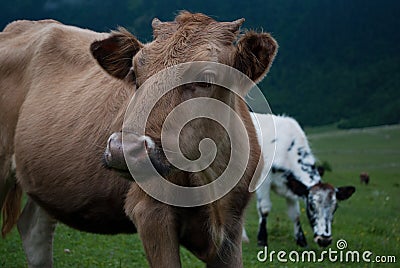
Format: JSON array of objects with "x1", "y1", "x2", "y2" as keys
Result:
[{"x1": 1, "y1": 0, "x2": 399, "y2": 128}]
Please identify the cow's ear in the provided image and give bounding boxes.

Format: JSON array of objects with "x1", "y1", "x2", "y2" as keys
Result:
[
  {"x1": 336, "y1": 186, "x2": 356, "y2": 201},
  {"x1": 286, "y1": 176, "x2": 309, "y2": 197},
  {"x1": 90, "y1": 27, "x2": 143, "y2": 80},
  {"x1": 233, "y1": 31, "x2": 278, "y2": 85}
]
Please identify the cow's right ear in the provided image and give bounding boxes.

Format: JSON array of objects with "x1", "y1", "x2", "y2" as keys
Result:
[
  {"x1": 233, "y1": 31, "x2": 278, "y2": 86},
  {"x1": 90, "y1": 27, "x2": 143, "y2": 80}
]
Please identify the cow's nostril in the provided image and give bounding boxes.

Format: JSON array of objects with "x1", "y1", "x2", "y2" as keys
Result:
[
  {"x1": 104, "y1": 141, "x2": 113, "y2": 164},
  {"x1": 140, "y1": 135, "x2": 155, "y2": 150}
]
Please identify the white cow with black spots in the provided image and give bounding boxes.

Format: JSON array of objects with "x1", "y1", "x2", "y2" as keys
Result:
[{"x1": 243, "y1": 113, "x2": 355, "y2": 247}]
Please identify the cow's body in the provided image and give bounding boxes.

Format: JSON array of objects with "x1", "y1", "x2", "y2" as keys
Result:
[
  {"x1": 1, "y1": 13, "x2": 278, "y2": 267},
  {"x1": 242, "y1": 113, "x2": 355, "y2": 247},
  {"x1": 2, "y1": 20, "x2": 136, "y2": 234},
  {"x1": 0, "y1": 20, "x2": 138, "y2": 268}
]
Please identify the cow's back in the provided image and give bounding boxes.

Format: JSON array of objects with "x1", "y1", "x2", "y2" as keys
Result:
[
  {"x1": 251, "y1": 113, "x2": 320, "y2": 188},
  {"x1": 1, "y1": 20, "x2": 136, "y2": 234}
]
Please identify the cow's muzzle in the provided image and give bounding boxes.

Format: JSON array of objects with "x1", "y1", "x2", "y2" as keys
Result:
[
  {"x1": 103, "y1": 131, "x2": 172, "y2": 179},
  {"x1": 104, "y1": 132, "x2": 129, "y2": 171},
  {"x1": 314, "y1": 235, "x2": 332, "y2": 247}
]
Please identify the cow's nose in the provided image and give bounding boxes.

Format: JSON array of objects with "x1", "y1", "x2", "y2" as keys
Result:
[
  {"x1": 104, "y1": 132, "x2": 153, "y2": 173},
  {"x1": 104, "y1": 132, "x2": 128, "y2": 171},
  {"x1": 315, "y1": 235, "x2": 332, "y2": 247},
  {"x1": 104, "y1": 132, "x2": 173, "y2": 178}
]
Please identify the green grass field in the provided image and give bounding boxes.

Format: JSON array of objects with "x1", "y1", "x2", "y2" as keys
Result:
[{"x1": 1, "y1": 125, "x2": 399, "y2": 267}]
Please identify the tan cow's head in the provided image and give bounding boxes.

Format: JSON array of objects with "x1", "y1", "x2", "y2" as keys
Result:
[
  {"x1": 91, "y1": 12, "x2": 277, "y2": 85},
  {"x1": 91, "y1": 12, "x2": 277, "y2": 180}
]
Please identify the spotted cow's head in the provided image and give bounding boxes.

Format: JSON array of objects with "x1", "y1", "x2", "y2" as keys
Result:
[{"x1": 287, "y1": 178, "x2": 355, "y2": 247}]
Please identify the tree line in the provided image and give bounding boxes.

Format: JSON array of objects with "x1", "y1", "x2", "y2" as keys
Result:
[{"x1": 1, "y1": 0, "x2": 399, "y2": 127}]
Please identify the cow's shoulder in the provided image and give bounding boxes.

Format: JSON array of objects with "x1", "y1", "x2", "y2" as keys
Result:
[
  {"x1": 274, "y1": 115, "x2": 307, "y2": 143},
  {"x1": 274, "y1": 115, "x2": 300, "y2": 132},
  {"x1": 3, "y1": 19, "x2": 62, "y2": 34},
  {"x1": 3, "y1": 20, "x2": 108, "y2": 68},
  {"x1": 35, "y1": 22, "x2": 107, "y2": 62}
]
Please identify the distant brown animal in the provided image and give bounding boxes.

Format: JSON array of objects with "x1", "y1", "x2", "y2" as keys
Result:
[
  {"x1": 0, "y1": 12, "x2": 277, "y2": 267},
  {"x1": 360, "y1": 172, "x2": 370, "y2": 185}
]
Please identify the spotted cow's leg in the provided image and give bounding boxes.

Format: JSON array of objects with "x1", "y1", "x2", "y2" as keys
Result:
[
  {"x1": 257, "y1": 211, "x2": 269, "y2": 247},
  {"x1": 256, "y1": 179, "x2": 272, "y2": 247},
  {"x1": 286, "y1": 197, "x2": 307, "y2": 247},
  {"x1": 17, "y1": 197, "x2": 57, "y2": 268}
]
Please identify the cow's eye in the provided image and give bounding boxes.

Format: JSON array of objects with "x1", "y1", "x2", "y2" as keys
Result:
[
  {"x1": 195, "y1": 82, "x2": 213, "y2": 88},
  {"x1": 195, "y1": 71, "x2": 215, "y2": 89}
]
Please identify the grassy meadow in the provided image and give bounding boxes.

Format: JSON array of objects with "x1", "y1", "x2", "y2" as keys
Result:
[{"x1": 1, "y1": 124, "x2": 399, "y2": 267}]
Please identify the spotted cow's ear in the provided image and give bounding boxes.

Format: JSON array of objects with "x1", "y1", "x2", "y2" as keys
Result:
[
  {"x1": 286, "y1": 177, "x2": 309, "y2": 197},
  {"x1": 91, "y1": 27, "x2": 143, "y2": 80},
  {"x1": 336, "y1": 186, "x2": 356, "y2": 201}
]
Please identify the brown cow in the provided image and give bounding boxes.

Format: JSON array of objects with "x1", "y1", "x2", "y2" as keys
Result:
[
  {"x1": 360, "y1": 172, "x2": 370, "y2": 185},
  {"x1": 0, "y1": 12, "x2": 277, "y2": 267}
]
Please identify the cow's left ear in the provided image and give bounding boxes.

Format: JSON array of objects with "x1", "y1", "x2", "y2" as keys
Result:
[
  {"x1": 336, "y1": 186, "x2": 356, "y2": 201},
  {"x1": 233, "y1": 31, "x2": 278, "y2": 85},
  {"x1": 90, "y1": 27, "x2": 143, "y2": 80},
  {"x1": 286, "y1": 177, "x2": 309, "y2": 197}
]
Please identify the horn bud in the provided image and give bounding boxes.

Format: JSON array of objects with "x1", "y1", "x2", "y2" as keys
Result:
[{"x1": 221, "y1": 18, "x2": 245, "y2": 33}]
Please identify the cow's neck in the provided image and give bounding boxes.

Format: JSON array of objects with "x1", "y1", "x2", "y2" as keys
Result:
[
  {"x1": 202, "y1": 94, "x2": 253, "y2": 254},
  {"x1": 108, "y1": 85, "x2": 137, "y2": 131}
]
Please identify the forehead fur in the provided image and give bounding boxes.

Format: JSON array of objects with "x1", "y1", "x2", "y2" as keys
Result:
[
  {"x1": 141, "y1": 11, "x2": 241, "y2": 68},
  {"x1": 166, "y1": 11, "x2": 239, "y2": 44},
  {"x1": 310, "y1": 182, "x2": 335, "y2": 193},
  {"x1": 175, "y1": 11, "x2": 215, "y2": 25}
]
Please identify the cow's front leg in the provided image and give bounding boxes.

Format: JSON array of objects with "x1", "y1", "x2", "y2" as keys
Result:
[
  {"x1": 125, "y1": 186, "x2": 181, "y2": 268},
  {"x1": 17, "y1": 197, "x2": 57, "y2": 268},
  {"x1": 206, "y1": 220, "x2": 244, "y2": 268},
  {"x1": 286, "y1": 197, "x2": 307, "y2": 247},
  {"x1": 257, "y1": 211, "x2": 269, "y2": 247},
  {"x1": 256, "y1": 180, "x2": 272, "y2": 247}
]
